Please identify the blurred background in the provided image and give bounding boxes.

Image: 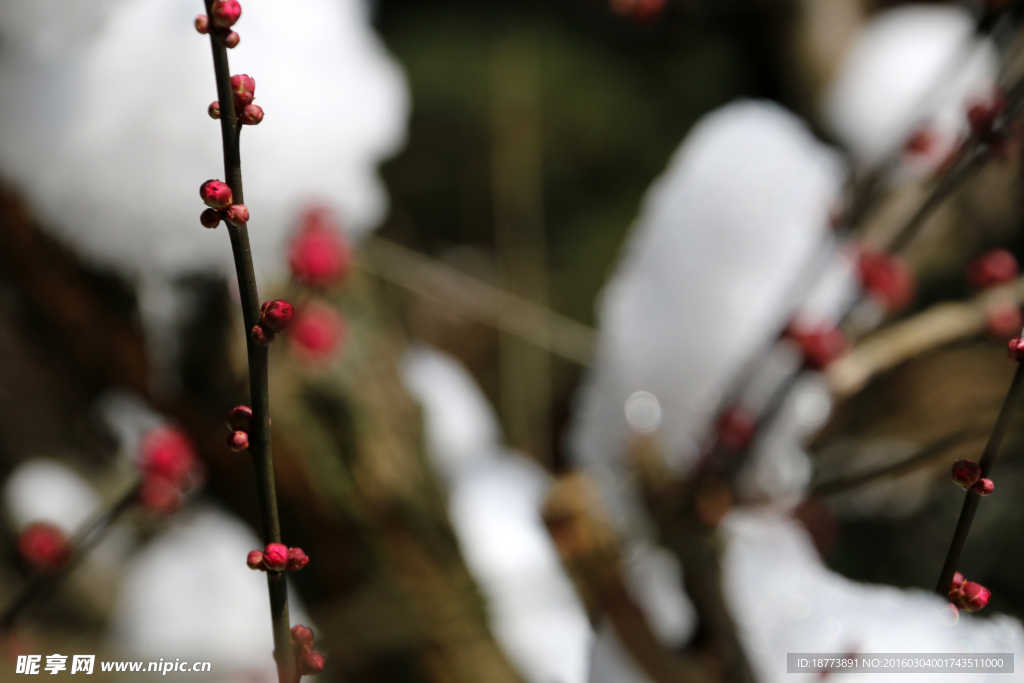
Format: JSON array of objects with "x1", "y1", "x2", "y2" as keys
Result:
[{"x1": 3, "y1": 0, "x2": 1024, "y2": 681}]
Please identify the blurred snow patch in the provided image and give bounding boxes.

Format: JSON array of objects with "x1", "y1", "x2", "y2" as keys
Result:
[
  {"x1": 110, "y1": 505, "x2": 310, "y2": 680},
  {"x1": 401, "y1": 343, "x2": 592, "y2": 683},
  {"x1": 0, "y1": 0, "x2": 407, "y2": 281},
  {"x1": 570, "y1": 99, "x2": 845, "y2": 530},
  {"x1": 724, "y1": 509, "x2": 1024, "y2": 683},
  {"x1": 400, "y1": 344, "x2": 503, "y2": 483},
  {"x1": 3, "y1": 458, "x2": 100, "y2": 534},
  {"x1": 823, "y1": 5, "x2": 997, "y2": 169},
  {"x1": 94, "y1": 390, "x2": 166, "y2": 464}
]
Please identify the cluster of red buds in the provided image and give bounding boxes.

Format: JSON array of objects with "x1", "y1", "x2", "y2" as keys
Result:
[
  {"x1": 251, "y1": 299, "x2": 295, "y2": 346},
  {"x1": 138, "y1": 426, "x2": 202, "y2": 514},
  {"x1": 966, "y1": 92, "x2": 1010, "y2": 151},
  {"x1": 17, "y1": 522, "x2": 71, "y2": 572},
  {"x1": 787, "y1": 324, "x2": 849, "y2": 371},
  {"x1": 290, "y1": 625, "x2": 326, "y2": 676},
  {"x1": 950, "y1": 459, "x2": 994, "y2": 496},
  {"x1": 224, "y1": 405, "x2": 253, "y2": 451},
  {"x1": 199, "y1": 180, "x2": 249, "y2": 230},
  {"x1": 948, "y1": 572, "x2": 991, "y2": 613},
  {"x1": 209, "y1": 74, "x2": 264, "y2": 126},
  {"x1": 966, "y1": 249, "x2": 1022, "y2": 338},
  {"x1": 195, "y1": 0, "x2": 242, "y2": 48},
  {"x1": 289, "y1": 208, "x2": 352, "y2": 289},
  {"x1": 856, "y1": 245, "x2": 915, "y2": 313},
  {"x1": 246, "y1": 543, "x2": 309, "y2": 573}
]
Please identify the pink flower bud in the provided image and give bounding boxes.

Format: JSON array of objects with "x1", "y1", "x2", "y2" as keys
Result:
[
  {"x1": 263, "y1": 543, "x2": 289, "y2": 572},
  {"x1": 211, "y1": 0, "x2": 242, "y2": 27},
  {"x1": 967, "y1": 249, "x2": 1018, "y2": 290},
  {"x1": 957, "y1": 581, "x2": 991, "y2": 612},
  {"x1": 951, "y1": 459, "x2": 982, "y2": 489},
  {"x1": 287, "y1": 547, "x2": 309, "y2": 571},
  {"x1": 290, "y1": 304, "x2": 346, "y2": 364},
  {"x1": 788, "y1": 325, "x2": 849, "y2": 370},
  {"x1": 986, "y1": 303, "x2": 1022, "y2": 339},
  {"x1": 18, "y1": 523, "x2": 70, "y2": 571},
  {"x1": 195, "y1": 14, "x2": 210, "y2": 34},
  {"x1": 251, "y1": 324, "x2": 276, "y2": 346},
  {"x1": 1009, "y1": 336, "x2": 1024, "y2": 361},
  {"x1": 246, "y1": 549, "x2": 265, "y2": 570},
  {"x1": 297, "y1": 650, "x2": 325, "y2": 676},
  {"x1": 140, "y1": 426, "x2": 198, "y2": 489},
  {"x1": 239, "y1": 104, "x2": 264, "y2": 126},
  {"x1": 951, "y1": 571, "x2": 966, "y2": 594},
  {"x1": 857, "y1": 246, "x2": 915, "y2": 313},
  {"x1": 221, "y1": 31, "x2": 240, "y2": 49},
  {"x1": 227, "y1": 430, "x2": 249, "y2": 451},
  {"x1": 225, "y1": 203, "x2": 249, "y2": 226},
  {"x1": 200, "y1": 208, "x2": 222, "y2": 229},
  {"x1": 260, "y1": 300, "x2": 295, "y2": 332},
  {"x1": 291, "y1": 624, "x2": 315, "y2": 652},
  {"x1": 227, "y1": 405, "x2": 253, "y2": 431},
  {"x1": 973, "y1": 477, "x2": 994, "y2": 496},
  {"x1": 288, "y1": 208, "x2": 352, "y2": 288},
  {"x1": 208, "y1": 101, "x2": 220, "y2": 119},
  {"x1": 716, "y1": 407, "x2": 756, "y2": 451},
  {"x1": 200, "y1": 179, "x2": 233, "y2": 210},
  {"x1": 230, "y1": 74, "x2": 256, "y2": 109},
  {"x1": 139, "y1": 476, "x2": 183, "y2": 514}
]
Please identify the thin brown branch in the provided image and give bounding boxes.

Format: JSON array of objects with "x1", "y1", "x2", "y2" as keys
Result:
[{"x1": 202, "y1": 4, "x2": 292, "y2": 680}]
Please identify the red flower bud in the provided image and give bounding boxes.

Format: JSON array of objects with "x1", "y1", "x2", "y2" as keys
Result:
[
  {"x1": 208, "y1": 101, "x2": 220, "y2": 120},
  {"x1": 263, "y1": 543, "x2": 289, "y2": 572},
  {"x1": 788, "y1": 325, "x2": 849, "y2": 370},
  {"x1": 246, "y1": 550, "x2": 265, "y2": 570},
  {"x1": 221, "y1": 31, "x2": 240, "y2": 49},
  {"x1": 287, "y1": 547, "x2": 309, "y2": 571},
  {"x1": 225, "y1": 204, "x2": 249, "y2": 226},
  {"x1": 1009, "y1": 336, "x2": 1024, "y2": 361},
  {"x1": 716, "y1": 406, "x2": 756, "y2": 452},
  {"x1": 227, "y1": 430, "x2": 249, "y2": 451},
  {"x1": 967, "y1": 249, "x2": 1018, "y2": 290},
  {"x1": 291, "y1": 624, "x2": 315, "y2": 652},
  {"x1": 288, "y1": 208, "x2": 351, "y2": 288},
  {"x1": 211, "y1": 0, "x2": 242, "y2": 27},
  {"x1": 239, "y1": 104, "x2": 264, "y2": 126},
  {"x1": 18, "y1": 523, "x2": 70, "y2": 571},
  {"x1": 195, "y1": 14, "x2": 210, "y2": 34},
  {"x1": 903, "y1": 127, "x2": 938, "y2": 157},
  {"x1": 967, "y1": 94, "x2": 1007, "y2": 147},
  {"x1": 297, "y1": 650, "x2": 325, "y2": 676},
  {"x1": 290, "y1": 304, "x2": 346, "y2": 364},
  {"x1": 200, "y1": 179, "x2": 233, "y2": 210},
  {"x1": 227, "y1": 405, "x2": 253, "y2": 432},
  {"x1": 957, "y1": 581, "x2": 991, "y2": 612},
  {"x1": 230, "y1": 74, "x2": 256, "y2": 109},
  {"x1": 857, "y1": 246, "x2": 915, "y2": 313},
  {"x1": 200, "y1": 208, "x2": 222, "y2": 229},
  {"x1": 260, "y1": 300, "x2": 294, "y2": 332},
  {"x1": 251, "y1": 324, "x2": 276, "y2": 346},
  {"x1": 139, "y1": 476, "x2": 183, "y2": 514},
  {"x1": 140, "y1": 426, "x2": 198, "y2": 489},
  {"x1": 973, "y1": 477, "x2": 994, "y2": 496},
  {"x1": 951, "y1": 459, "x2": 982, "y2": 489},
  {"x1": 985, "y1": 303, "x2": 1022, "y2": 339}
]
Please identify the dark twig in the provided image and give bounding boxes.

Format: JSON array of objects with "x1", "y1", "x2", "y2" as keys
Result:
[
  {"x1": 935, "y1": 363, "x2": 1024, "y2": 597},
  {"x1": 0, "y1": 482, "x2": 141, "y2": 631},
  {"x1": 202, "y1": 3, "x2": 292, "y2": 679}
]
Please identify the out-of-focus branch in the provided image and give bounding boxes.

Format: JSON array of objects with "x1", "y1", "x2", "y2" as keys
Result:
[
  {"x1": 360, "y1": 236, "x2": 595, "y2": 365},
  {"x1": 542, "y1": 473, "x2": 717, "y2": 683},
  {"x1": 827, "y1": 280, "x2": 1024, "y2": 397}
]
